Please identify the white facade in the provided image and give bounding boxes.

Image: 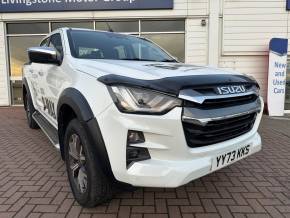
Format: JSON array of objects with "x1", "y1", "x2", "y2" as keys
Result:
[
  {"x1": 0, "y1": 0, "x2": 289, "y2": 110},
  {"x1": 220, "y1": 0, "x2": 290, "y2": 105},
  {"x1": 0, "y1": 22, "x2": 9, "y2": 106}
]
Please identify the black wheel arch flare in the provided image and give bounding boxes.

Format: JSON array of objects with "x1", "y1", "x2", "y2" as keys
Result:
[
  {"x1": 57, "y1": 88, "x2": 115, "y2": 180},
  {"x1": 22, "y1": 78, "x2": 33, "y2": 111}
]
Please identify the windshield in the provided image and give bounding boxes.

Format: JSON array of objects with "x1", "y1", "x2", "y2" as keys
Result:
[{"x1": 67, "y1": 29, "x2": 176, "y2": 62}]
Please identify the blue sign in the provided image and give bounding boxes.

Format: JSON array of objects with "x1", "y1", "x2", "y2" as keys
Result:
[
  {"x1": 287, "y1": 0, "x2": 290, "y2": 10},
  {"x1": 270, "y1": 38, "x2": 288, "y2": 56},
  {"x1": 267, "y1": 38, "x2": 288, "y2": 116},
  {"x1": 0, "y1": 0, "x2": 173, "y2": 13}
]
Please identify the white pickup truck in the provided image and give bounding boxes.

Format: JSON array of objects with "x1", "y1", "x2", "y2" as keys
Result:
[{"x1": 22, "y1": 28, "x2": 263, "y2": 207}]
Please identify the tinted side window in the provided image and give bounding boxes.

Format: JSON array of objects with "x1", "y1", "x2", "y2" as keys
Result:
[
  {"x1": 40, "y1": 37, "x2": 49, "y2": 47},
  {"x1": 49, "y1": 33, "x2": 63, "y2": 58}
]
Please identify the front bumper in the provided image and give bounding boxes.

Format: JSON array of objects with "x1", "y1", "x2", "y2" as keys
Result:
[{"x1": 96, "y1": 98, "x2": 263, "y2": 188}]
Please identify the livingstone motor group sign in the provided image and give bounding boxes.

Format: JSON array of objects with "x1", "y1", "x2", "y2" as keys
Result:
[{"x1": 0, "y1": 0, "x2": 173, "y2": 12}]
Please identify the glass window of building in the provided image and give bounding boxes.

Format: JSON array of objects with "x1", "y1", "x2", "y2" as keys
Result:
[
  {"x1": 8, "y1": 36, "x2": 45, "y2": 78},
  {"x1": 8, "y1": 35, "x2": 44, "y2": 105},
  {"x1": 140, "y1": 20, "x2": 185, "y2": 62},
  {"x1": 142, "y1": 34, "x2": 185, "y2": 62},
  {"x1": 95, "y1": 21, "x2": 139, "y2": 33},
  {"x1": 7, "y1": 22, "x2": 49, "y2": 34},
  {"x1": 11, "y1": 80, "x2": 23, "y2": 105},
  {"x1": 51, "y1": 22, "x2": 93, "y2": 31},
  {"x1": 141, "y1": 20, "x2": 185, "y2": 32}
]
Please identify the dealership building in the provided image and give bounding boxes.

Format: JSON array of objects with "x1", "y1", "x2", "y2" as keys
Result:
[{"x1": 0, "y1": 0, "x2": 289, "y2": 113}]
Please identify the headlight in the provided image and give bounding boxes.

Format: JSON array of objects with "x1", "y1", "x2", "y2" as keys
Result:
[
  {"x1": 253, "y1": 85, "x2": 260, "y2": 95},
  {"x1": 109, "y1": 86, "x2": 182, "y2": 114}
]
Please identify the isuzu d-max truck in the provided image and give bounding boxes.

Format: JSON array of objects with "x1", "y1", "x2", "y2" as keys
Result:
[{"x1": 22, "y1": 28, "x2": 263, "y2": 207}]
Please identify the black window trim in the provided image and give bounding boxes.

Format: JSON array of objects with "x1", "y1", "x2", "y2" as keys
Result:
[
  {"x1": 40, "y1": 36, "x2": 50, "y2": 47},
  {"x1": 67, "y1": 29, "x2": 77, "y2": 58},
  {"x1": 48, "y1": 32, "x2": 64, "y2": 64}
]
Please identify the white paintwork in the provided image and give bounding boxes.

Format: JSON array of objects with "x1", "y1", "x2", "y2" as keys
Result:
[
  {"x1": 23, "y1": 28, "x2": 263, "y2": 187},
  {"x1": 73, "y1": 58, "x2": 242, "y2": 81},
  {"x1": 0, "y1": 22, "x2": 9, "y2": 106},
  {"x1": 186, "y1": 18, "x2": 208, "y2": 66},
  {"x1": 97, "y1": 98, "x2": 263, "y2": 187},
  {"x1": 222, "y1": 0, "x2": 288, "y2": 55},
  {"x1": 208, "y1": 0, "x2": 220, "y2": 67}
]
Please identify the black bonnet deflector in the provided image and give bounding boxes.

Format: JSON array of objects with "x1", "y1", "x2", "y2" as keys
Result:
[{"x1": 98, "y1": 74, "x2": 258, "y2": 96}]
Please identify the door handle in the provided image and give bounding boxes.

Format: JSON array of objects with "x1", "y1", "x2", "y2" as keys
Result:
[{"x1": 38, "y1": 71, "x2": 44, "y2": 76}]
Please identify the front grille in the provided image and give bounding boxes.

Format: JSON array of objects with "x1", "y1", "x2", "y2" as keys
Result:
[
  {"x1": 184, "y1": 94, "x2": 258, "y2": 109},
  {"x1": 183, "y1": 113, "x2": 257, "y2": 147}
]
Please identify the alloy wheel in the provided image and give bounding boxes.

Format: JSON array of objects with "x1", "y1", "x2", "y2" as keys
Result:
[{"x1": 68, "y1": 133, "x2": 88, "y2": 194}]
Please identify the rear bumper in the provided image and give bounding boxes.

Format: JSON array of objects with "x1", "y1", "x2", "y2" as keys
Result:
[{"x1": 96, "y1": 98, "x2": 263, "y2": 188}]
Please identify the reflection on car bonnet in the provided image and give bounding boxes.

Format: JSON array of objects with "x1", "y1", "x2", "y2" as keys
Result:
[{"x1": 145, "y1": 63, "x2": 204, "y2": 71}]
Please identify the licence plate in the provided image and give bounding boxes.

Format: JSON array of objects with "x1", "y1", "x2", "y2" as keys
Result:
[{"x1": 212, "y1": 145, "x2": 251, "y2": 171}]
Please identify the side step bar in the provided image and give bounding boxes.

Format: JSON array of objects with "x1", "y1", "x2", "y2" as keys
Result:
[{"x1": 32, "y1": 111, "x2": 60, "y2": 150}]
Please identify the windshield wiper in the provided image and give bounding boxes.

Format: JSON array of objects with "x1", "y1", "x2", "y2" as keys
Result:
[{"x1": 160, "y1": 59, "x2": 178, "y2": 63}]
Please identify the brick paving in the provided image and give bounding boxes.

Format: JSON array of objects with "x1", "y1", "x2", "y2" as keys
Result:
[{"x1": 0, "y1": 107, "x2": 290, "y2": 218}]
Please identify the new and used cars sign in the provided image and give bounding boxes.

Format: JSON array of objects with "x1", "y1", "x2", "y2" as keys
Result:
[
  {"x1": 267, "y1": 38, "x2": 288, "y2": 116},
  {"x1": 0, "y1": 0, "x2": 173, "y2": 13}
]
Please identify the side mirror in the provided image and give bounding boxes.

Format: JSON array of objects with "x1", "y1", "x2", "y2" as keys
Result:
[{"x1": 28, "y1": 47, "x2": 60, "y2": 65}]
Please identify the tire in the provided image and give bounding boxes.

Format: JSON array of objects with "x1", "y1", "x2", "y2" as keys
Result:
[
  {"x1": 24, "y1": 91, "x2": 39, "y2": 129},
  {"x1": 64, "y1": 119, "x2": 114, "y2": 207}
]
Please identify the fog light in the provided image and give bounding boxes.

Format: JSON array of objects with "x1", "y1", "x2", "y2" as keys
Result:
[
  {"x1": 126, "y1": 146, "x2": 151, "y2": 168},
  {"x1": 127, "y1": 130, "x2": 145, "y2": 144},
  {"x1": 126, "y1": 130, "x2": 150, "y2": 168}
]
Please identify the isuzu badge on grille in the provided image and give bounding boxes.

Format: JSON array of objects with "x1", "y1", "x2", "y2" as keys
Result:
[{"x1": 216, "y1": 85, "x2": 246, "y2": 95}]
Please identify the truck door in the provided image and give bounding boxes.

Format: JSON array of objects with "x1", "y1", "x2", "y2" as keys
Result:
[
  {"x1": 28, "y1": 37, "x2": 50, "y2": 112},
  {"x1": 41, "y1": 32, "x2": 66, "y2": 126}
]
